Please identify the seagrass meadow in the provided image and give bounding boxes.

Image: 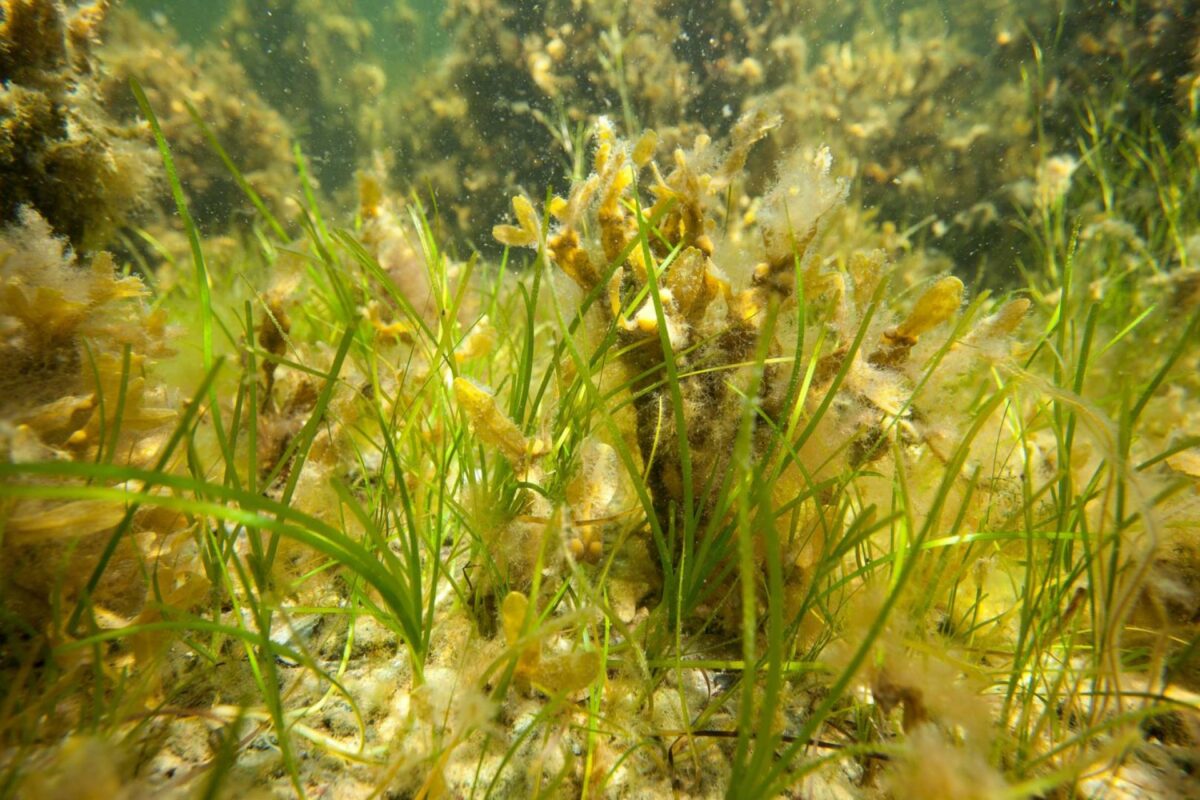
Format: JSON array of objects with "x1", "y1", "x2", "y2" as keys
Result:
[{"x1": 2, "y1": 1, "x2": 1199, "y2": 798}]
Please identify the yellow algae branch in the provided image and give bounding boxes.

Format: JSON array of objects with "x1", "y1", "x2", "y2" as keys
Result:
[{"x1": 453, "y1": 377, "x2": 544, "y2": 465}]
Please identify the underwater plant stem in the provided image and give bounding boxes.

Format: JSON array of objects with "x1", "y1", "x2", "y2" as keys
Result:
[{"x1": 131, "y1": 78, "x2": 214, "y2": 379}]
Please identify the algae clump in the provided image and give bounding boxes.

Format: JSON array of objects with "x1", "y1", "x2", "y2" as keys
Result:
[{"x1": 0, "y1": 0, "x2": 157, "y2": 251}]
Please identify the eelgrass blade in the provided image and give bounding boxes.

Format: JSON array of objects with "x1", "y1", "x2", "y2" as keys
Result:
[{"x1": 131, "y1": 78, "x2": 214, "y2": 377}]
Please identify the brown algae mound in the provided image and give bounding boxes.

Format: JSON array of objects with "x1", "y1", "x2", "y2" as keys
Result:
[
  {"x1": 0, "y1": 208, "x2": 183, "y2": 634},
  {"x1": 492, "y1": 116, "x2": 1032, "y2": 612},
  {"x1": 96, "y1": 10, "x2": 301, "y2": 240},
  {"x1": 0, "y1": 0, "x2": 157, "y2": 251}
]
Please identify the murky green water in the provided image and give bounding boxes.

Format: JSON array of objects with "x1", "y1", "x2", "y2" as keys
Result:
[{"x1": 100, "y1": 0, "x2": 1198, "y2": 286}]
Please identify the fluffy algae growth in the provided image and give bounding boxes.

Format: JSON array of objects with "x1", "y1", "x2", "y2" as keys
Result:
[{"x1": 2, "y1": 1, "x2": 1200, "y2": 799}]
